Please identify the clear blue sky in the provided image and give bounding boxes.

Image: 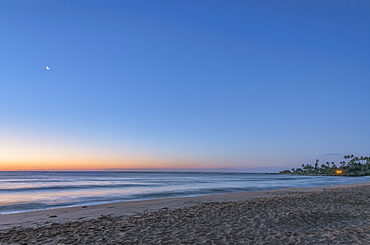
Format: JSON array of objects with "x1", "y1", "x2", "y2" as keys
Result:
[{"x1": 1, "y1": 0, "x2": 369, "y2": 171}]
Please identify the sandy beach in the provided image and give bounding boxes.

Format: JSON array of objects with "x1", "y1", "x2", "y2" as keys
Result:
[{"x1": 1, "y1": 182, "x2": 370, "y2": 244}]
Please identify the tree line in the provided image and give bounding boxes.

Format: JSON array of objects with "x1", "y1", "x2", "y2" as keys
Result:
[{"x1": 279, "y1": 155, "x2": 370, "y2": 176}]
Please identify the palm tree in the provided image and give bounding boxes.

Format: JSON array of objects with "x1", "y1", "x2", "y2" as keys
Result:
[{"x1": 314, "y1": 159, "x2": 319, "y2": 170}]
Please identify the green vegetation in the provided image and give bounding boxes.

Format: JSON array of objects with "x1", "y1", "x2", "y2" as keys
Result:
[{"x1": 279, "y1": 155, "x2": 370, "y2": 176}]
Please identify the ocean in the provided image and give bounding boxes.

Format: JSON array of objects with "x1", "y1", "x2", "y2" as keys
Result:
[{"x1": 1, "y1": 171, "x2": 369, "y2": 214}]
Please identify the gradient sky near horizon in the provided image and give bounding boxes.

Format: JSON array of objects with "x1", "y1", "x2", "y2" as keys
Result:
[{"x1": 1, "y1": 0, "x2": 369, "y2": 171}]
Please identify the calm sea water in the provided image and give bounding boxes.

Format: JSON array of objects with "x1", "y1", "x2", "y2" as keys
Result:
[{"x1": 1, "y1": 171, "x2": 369, "y2": 214}]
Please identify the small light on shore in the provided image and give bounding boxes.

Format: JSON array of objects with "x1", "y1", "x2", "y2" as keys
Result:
[{"x1": 336, "y1": 170, "x2": 343, "y2": 174}]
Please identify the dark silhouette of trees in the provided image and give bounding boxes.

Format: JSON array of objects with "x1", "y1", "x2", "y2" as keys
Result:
[{"x1": 280, "y1": 155, "x2": 370, "y2": 176}]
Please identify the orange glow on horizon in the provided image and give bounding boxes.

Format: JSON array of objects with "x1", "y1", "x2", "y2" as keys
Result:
[
  {"x1": 0, "y1": 156, "x2": 232, "y2": 171},
  {"x1": 0, "y1": 130, "x2": 251, "y2": 171},
  {"x1": 0, "y1": 130, "x2": 225, "y2": 171},
  {"x1": 0, "y1": 159, "x2": 171, "y2": 171}
]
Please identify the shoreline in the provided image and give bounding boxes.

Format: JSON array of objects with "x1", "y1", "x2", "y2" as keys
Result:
[
  {"x1": 1, "y1": 182, "x2": 369, "y2": 232},
  {"x1": 2, "y1": 181, "x2": 370, "y2": 243}
]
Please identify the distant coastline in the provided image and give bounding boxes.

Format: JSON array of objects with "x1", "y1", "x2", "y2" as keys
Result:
[{"x1": 280, "y1": 155, "x2": 370, "y2": 176}]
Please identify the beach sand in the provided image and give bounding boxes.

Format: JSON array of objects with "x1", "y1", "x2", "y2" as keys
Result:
[{"x1": 1, "y1": 182, "x2": 370, "y2": 244}]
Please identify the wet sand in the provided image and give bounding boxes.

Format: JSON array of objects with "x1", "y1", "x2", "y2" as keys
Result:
[{"x1": 1, "y1": 182, "x2": 370, "y2": 244}]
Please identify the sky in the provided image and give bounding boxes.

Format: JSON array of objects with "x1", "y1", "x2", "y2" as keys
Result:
[{"x1": 1, "y1": 0, "x2": 369, "y2": 172}]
